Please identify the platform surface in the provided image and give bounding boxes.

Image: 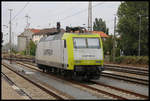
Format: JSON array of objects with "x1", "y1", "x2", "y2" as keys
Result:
[{"x1": 2, "y1": 78, "x2": 25, "y2": 99}]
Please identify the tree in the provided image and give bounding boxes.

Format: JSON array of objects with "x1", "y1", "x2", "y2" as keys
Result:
[
  {"x1": 103, "y1": 35, "x2": 113, "y2": 55},
  {"x1": 117, "y1": 1, "x2": 149, "y2": 56},
  {"x1": 93, "y1": 18, "x2": 109, "y2": 35},
  {"x1": 27, "y1": 40, "x2": 36, "y2": 56}
]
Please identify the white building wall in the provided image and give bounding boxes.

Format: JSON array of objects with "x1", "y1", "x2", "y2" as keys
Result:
[
  {"x1": 18, "y1": 36, "x2": 27, "y2": 51},
  {"x1": 23, "y1": 29, "x2": 34, "y2": 40},
  {"x1": 33, "y1": 35, "x2": 44, "y2": 44},
  {"x1": 17, "y1": 29, "x2": 34, "y2": 51}
]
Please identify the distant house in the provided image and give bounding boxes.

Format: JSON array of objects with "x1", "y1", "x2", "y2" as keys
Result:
[
  {"x1": 91, "y1": 31, "x2": 109, "y2": 41},
  {"x1": 17, "y1": 28, "x2": 40, "y2": 51},
  {"x1": 32, "y1": 28, "x2": 65, "y2": 44}
]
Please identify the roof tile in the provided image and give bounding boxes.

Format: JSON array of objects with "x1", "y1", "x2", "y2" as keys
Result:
[
  {"x1": 91, "y1": 31, "x2": 109, "y2": 38},
  {"x1": 30, "y1": 29, "x2": 41, "y2": 33}
]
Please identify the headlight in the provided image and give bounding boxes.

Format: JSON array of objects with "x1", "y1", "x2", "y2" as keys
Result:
[
  {"x1": 75, "y1": 60, "x2": 81, "y2": 63},
  {"x1": 96, "y1": 61, "x2": 101, "y2": 63}
]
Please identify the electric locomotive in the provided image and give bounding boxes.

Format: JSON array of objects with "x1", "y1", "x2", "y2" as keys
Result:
[{"x1": 35, "y1": 23, "x2": 104, "y2": 80}]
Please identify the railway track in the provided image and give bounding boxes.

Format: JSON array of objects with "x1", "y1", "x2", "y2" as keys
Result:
[
  {"x1": 1, "y1": 72, "x2": 32, "y2": 99},
  {"x1": 101, "y1": 72, "x2": 148, "y2": 86},
  {"x1": 102, "y1": 65, "x2": 149, "y2": 86},
  {"x1": 2, "y1": 62, "x2": 67, "y2": 100},
  {"x1": 90, "y1": 81, "x2": 148, "y2": 99},
  {"x1": 3, "y1": 57, "x2": 148, "y2": 75},
  {"x1": 9, "y1": 60, "x2": 148, "y2": 100},
  {"x1": 31, "y1": 60, "x2": 149, "y2": 86},
  {"x1": 3, "y1": 57, "x2": 34, "y2": 62},
  {"x1": 3, "y1": 58, "x2": 149, "y2": 86},
  {"x1": 104, "y1": 64, "x2": 148, "y2": 76}
]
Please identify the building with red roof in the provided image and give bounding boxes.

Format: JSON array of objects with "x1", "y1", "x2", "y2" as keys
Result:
[
  {"x1": 30, "y1": 29, "x2": 41, "y2": 33},
  {"x1": 32, "y1": 28, "x2": 65, "y2": 44}
]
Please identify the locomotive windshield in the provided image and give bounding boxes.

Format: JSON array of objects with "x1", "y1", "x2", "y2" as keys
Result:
[
  {"x1": 73, "y1": 38, "x2": 86, "y2": 48},
  {"x1": 73, "y1": 37, "x2": 100, "y2": 49}
]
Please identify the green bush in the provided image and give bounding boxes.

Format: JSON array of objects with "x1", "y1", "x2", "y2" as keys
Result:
[
  {"x1": 115, "y1": 56, "x2": 124, "y2": 64},
  {"x1": 28, "y1": 40, "x2": 36, "y2": 56},
  {"x1": 137, "y1": 56, "x2": 149, "y2": 64},
  {"x1": 20, "y1": 50, "x2": 27, "y2": 55},
  {"x1": 109, "y1": 55, "x2": 113, "y2": 62},
  {"x1": 114, "y1": 56, "x2": 148, "y2": 65},
  {"x1": 19, "y1": 40, "x2": 36, "y2": 56}
]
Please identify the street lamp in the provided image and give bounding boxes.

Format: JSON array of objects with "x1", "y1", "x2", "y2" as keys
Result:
[
  {"x1": 113, "y1": 14, "x2": 117, "y2": 62},
  {"x1": 138, "y1": 14, "x2": 148, "y2": 56},
  {"x1": 9, "y1": 9, "x2": 13, "y2": 64},
  {"x1": 138, "y1": 14, "x2": 147, "y2": 56}
]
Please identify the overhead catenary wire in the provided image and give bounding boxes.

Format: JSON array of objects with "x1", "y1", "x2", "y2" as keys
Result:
[
  {"x1": 59, "y1": 2, "x2": 105, "y2": 21},
  {"x1": 3, "y1": 2, "x2": 29, "y2": 45},
  {"x1": 4, "y1": 2, "x2": 29, "y2": 27},
  {"x1": 11, "y1": 2, "x2": 29, "y2": 21}
]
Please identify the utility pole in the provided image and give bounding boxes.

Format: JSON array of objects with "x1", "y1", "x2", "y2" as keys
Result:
[
  {"x1": 25, "y1": 14, "x2": 30, "y2": 29},
  {"x1": 138, "y1": 14, "x2": 141, "y2": 56},
  {"x1": 9, "y1": 9, "x2": 13, "y2": 64},
  {"x1": 113, "y1": 15, "x2": 116, "y2": 62},
  {"x1": 88, "y1": 1, "x2": 92, "y2": 31},
  {"x1": 25, "y1": 14, "x2": 30, "y2": 55}
]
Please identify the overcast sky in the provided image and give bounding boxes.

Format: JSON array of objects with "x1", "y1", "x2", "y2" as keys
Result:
[{"x1": 2, "y1": 1, "x2": 121, "y2": 45}]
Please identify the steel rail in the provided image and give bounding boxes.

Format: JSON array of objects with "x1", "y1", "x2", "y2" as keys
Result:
[
  {"x1": 102, "y1": 72, "x2": 148, "y2": 82},
  {"x1": 3, "y1": 58, "x2": 149, "y2": 86},
  {"x1": 14, "y1": 61, "x2": 133, "y2": 100},
  {"x1": 1, "y1": 72, "x2": 32, "y2": 99},
  {"x1": 104, "y1": 64, "x2": 148, "y2": 71},
  {"x1": 3, "y1": 57, "x2": 148, "y2": 74},
  {"x1": 104, "y1": 67, "x2": 148, "y2": 76},
  {"x1": 15, "y1": 60, "x2": 149, "y2": 85},
  {"x1": 19, "y1": 61, "x2": 149, "y2": 100},
  {"x1": 90, "y1": 81, "x2": 148, "y2": 99},
  {"x1": 2, "y1": 63, "x2": 64, "y2": 100},
  {"x1": 101, "y1": 73, "x2": 148, "y2": 86},
  {"x1": 68, "y1": 80, "x2": 127, "y2": 100},
  {"x1": 4, "y1": 60, "x2": 149, "y2": 99}
]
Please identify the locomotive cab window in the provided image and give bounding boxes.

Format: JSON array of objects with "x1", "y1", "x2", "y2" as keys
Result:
[
  {"x1": 73, "y1": 38, "x2": 86, "y2": 48},
  {"x1": 87, "y1": 38, "x2": 100, "y2": 49},
  {"x1": 73, "y1": 37, "x2": 100, "y2": 49}
]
